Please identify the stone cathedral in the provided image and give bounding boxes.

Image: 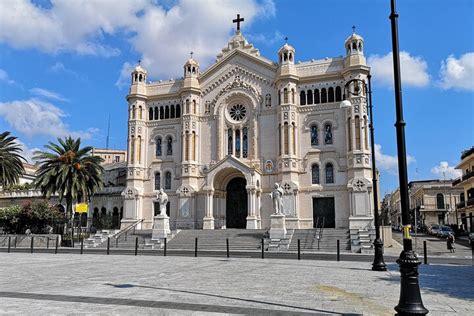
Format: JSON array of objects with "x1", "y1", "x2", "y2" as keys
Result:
[{"x1": 121, "y1": 22, "x2": 374, "y2": 248}]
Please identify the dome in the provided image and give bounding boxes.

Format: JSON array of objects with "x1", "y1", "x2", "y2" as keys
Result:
[
  {"x1": 345, "y1": 32, "x2": 364, "y2": 45},
  {"x1": 184, "y1": 58, "x2": 199, "y2": 67},
  {"x1": 278, "y1": 43, "x2": 295, "y2": 54},
  {"x1": 133, "y1": 64, "x2": 147, "y2": 74}
]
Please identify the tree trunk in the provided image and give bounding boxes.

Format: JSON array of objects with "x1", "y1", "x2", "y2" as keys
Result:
[{"x1": 66, "y1": 195, "x2": 73, "y2": 246}]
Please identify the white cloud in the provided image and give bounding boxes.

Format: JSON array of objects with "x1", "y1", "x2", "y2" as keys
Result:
[
  {"x1": 368, "y1": 51, "x2": 430, "y2": 87},
  {"x1": 375, "y1": 144, "x2": 415, "y2": 174},
  {"x1": 438, "y1": 52, "x2": 474, "y2": 91},
  {"x1": 247, "y1": 30, "x2": 283, "y2": 45},
  {"x1": 0, "y1": 98, "x2": 95, "y2": 139},
  {"x1": 0, "y1": 69, "x2": 16, "y2": 85},
  {"x1": 115, "y1": 62, "x2": 135, "y2": 89},
  {"x1": 49, "y1": 62, "x2": 80, "y2": 78},
  {"x1": 431, "y1": 161, "x2": 462, "y2": 180},
  {"x1": 30, "y1": 88, "x2": 70, "y2": 102},
  {"x1": 0, "y1": 0, "x2": 274, "y2": 78}
]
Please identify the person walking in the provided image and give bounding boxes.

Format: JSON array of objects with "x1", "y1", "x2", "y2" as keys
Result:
[{"x1": 446, "y1": 233, "x2": 455, "y2": 253}]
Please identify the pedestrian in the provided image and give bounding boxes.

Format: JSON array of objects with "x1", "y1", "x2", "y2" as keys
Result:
[{"x1": 446, "y1": 233, "x2": 455, "y2": 253}]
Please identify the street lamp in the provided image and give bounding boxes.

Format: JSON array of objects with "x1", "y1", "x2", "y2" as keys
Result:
[
  {"x1": 341, "y1": 75, "x2": 387, "y2": 271},
  {"x1": 390, "y1": 0, "x2": 428, "y2": 314}
]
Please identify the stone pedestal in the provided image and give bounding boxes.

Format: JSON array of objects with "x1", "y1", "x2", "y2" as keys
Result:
[
  {"x1": 203, "y1": 217, "x2": 215, "y2": 230},
  {"x1": 246, "y1": 216, "x2": 258, "y2": 229},
  {"x1": 269, "y1": 214, "x2": 287, "y2": 239},
  {"x1": 151, "y1": 215, "x2": 170, "y2": 240}
]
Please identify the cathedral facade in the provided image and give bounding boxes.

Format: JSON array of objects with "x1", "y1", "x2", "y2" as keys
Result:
[{"x1": 122, "y1": 27, "x2": 374, "y2": 244}]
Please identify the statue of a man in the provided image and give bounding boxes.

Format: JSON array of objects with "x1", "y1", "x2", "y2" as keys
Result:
[
  {"x1": 269, "y1": 183, "x2": 284, "y2": 215},
  {"x1": 157, "y1": 188, "x2": 169, "y2": 216}
]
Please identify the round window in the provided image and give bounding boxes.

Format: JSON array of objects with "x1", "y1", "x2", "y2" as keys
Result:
[{"x1": 229, "y1": 104, "x2": 246, "y2": 121}]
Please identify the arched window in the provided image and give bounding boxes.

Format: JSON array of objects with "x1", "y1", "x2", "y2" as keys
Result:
[
  {"x1": 311, "y1": 125, "x2": 318, "y2": 147},
  {"x1": 192, "y1": 100, "x2": 196, "y2": 114},
  {"x1": 291, "y1": 89, "x2": 295, "y2": 103},
  {"x1": 324, "y1": 123, "x2": 333, "y2": 145},
  {"x1": 166, "y1": 136, "x2": 173, "y2": 155},
  {"x1": 165, "y1": 171, "x2": 172, "y2": 190},
  {"x1": 283, "y1": 88, "x2": 288, "y2": 103},
  {"x1": 278, "y1": 90, "x2": 281, "y2": 105},
  {"x1": 355, "y1": 116, "x2": 361, "y2": 149},
  {"x1": 228, "y1": 128, "x2": 233, "y2": 155},
  {"x1": 101, "y1": 207, "x2": 107, "y2": 217},
  {"x1": 311, "y1": 164, "x2": 320, "y2": 184},
  {"x1": 185, "y1": 131, "x2": 189, "y2": 160},
  {"x1": 284, "y1": 122, "x2": 289, "y2": 155},
  {"x1": 139, "y1": 106, "x2": 143, "y2": 119},
  {"x1": 243, "y1": 127, "x2": 248, "y2": 158},
  {"x1": 307, "y1": 90, "x2": 313, "y2": 105},
  {"x1": 328, "y1": 87, "x2": 335, "y2": 103},
  {"x1": 191, "y1": 132, "x2": 196, "y2": 160},
  {"x1": 137, "y1": 136, "x2": 142, "y2": 163},
  {"x1": 235, "y1": 129, "x2": 241, "y2": 157},
  {"x1": 185, "y1": 99, "x2": 190, "y2": 114},
  {"x1": 159, "y1": 106, "x2": 164, "y2": 120},
  {"x1": 171, "y1": 105, "x2": 175, "y2": 118},
  {"x1": 149, "y1": 107, "x2": 153, "y2": 120},
  {"x1": 165, "y1": 106, "x2": 170, "y2": 119},
  {"x1": 436, "y1": 193, "x2": 445, "y2": 210},
  {"x1": 139, "y1": 74, "x2": 142, "y2": 82},
  {"x1": 132, "y1": 105, "x2": 136, "y2": 119},
  {"x1": 130, "y1": 136, "x2": 135, "y2": 164},
  {"x1": 278, "y1": 124, "x2": 281, "y2": 155},
  {"x1": 347, "y1": 118, "x2": 352, "y2": 151},
  {"x1": 176, "y1": 104, "x2": 181, "y2": 118},
  {"x1": 314, "y1": 89, "x2": 320, "y2": 104},
  {"x1": 292, "y1": 123, "x2": 296, "y2": 154},
  {"x1": 321, "y1": 88, "x2": 327, "y2": 103},
  {"x1": 300, "y1": 91, "x2": 306, "y2": 105},
  {"x1": 335, "y1": 86, "x2": 342, "y2": 102},
  {"x1": 156, "y1": 137, "x2": 162, "y2": 157},
  {"x1": 154, "y1": 172, "x2": 161, "y2": 190},
  {"x1": 364, "y1": 117, "x2": 369, "y2": 149},
  {"x1": 154, "y1": 107, "x2": 158, "y2": 120},
  {"x1": 325, "y1": 163, "x2": 334, "y2": 184}
]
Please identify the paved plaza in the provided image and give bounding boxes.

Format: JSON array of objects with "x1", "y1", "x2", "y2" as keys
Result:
[{"x1": 0, "y1": 253, "x2": 472, "y2": 315}]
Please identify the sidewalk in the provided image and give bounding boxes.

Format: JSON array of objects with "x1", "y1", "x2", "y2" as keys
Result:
[{"x1": 0, "y1": 253, "x2": 472, "y2": 315}]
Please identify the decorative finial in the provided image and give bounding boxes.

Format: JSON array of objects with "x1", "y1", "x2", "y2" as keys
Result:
[
  {"x1": 352, "y1": 25, "x2": 356, "y2": 34},
  {"x1": 233, "y1": 14, "x2": 244, "y2": 32},
  {"x1": 284, "y1": 36, "x2": 288, "y2": 44},
  {"x1": 138, "y1": 59, "x2": 141, "y2": 65},
  {"x1": 190, "y1": 51, "x2": 194, "y2": 59}
]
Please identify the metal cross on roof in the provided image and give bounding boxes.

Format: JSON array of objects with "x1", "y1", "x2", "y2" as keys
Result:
[
  {"x1": 233, "y1": 14, "x2": 244, "y2": 31},
  {"x1": 138, "y1": 59, "x2": 141, "y2": 65},
  {"x1": 284, "y1": 37, "x2": 288, "y2": 44},
  {"x1": 352, "y1": 25, "x2": 356, "y2": 33},
  {"x1": 190, "y1": 51, "x2": 194, "y2": 58}
]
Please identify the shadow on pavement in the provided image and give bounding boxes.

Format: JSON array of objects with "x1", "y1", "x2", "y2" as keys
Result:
[{"x1": 381, "y1": 263, "x2": 474, "y2": 301}]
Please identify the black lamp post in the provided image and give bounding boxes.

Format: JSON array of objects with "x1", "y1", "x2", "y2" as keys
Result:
[
  {"x1": 389, "y1": 0, "x2": 428, "y2": 314},
  {"x1": 341, "y1": 75, "x2": 386, "y2": 272}
]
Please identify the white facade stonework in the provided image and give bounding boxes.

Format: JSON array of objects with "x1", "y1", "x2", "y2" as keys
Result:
[{"x1": 122, "y1": 29, "x2": 375, "y2": 244}]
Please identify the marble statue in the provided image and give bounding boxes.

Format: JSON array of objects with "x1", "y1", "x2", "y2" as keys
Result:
[
  {"x1": 157, "y1": 188, "x2": 169, "y2": 216},
  {"x1": 269, "y1": 183, "x2": 284, "y2": 214}
]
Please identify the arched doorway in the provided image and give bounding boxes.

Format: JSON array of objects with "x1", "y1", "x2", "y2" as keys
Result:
[{"x1": 226, "y1": 177, "x2": 247, "y2": 228}]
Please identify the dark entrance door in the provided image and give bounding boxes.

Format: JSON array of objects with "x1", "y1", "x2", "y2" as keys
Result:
[
  {"x1": 226, "y1": 177, "x2": 247, "y2": 228},
  {"x1": 313, "y1": 197, "x2": 335, "y2": 228}
]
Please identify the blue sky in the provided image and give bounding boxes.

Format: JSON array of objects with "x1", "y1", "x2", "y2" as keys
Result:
[{"x1": 0, "y1": 0, "x2": 473, "y2": 195}]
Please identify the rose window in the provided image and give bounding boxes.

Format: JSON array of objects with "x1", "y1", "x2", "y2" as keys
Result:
[{"x1": 229, "y1": 104, "x2": 246, "y2": 121}]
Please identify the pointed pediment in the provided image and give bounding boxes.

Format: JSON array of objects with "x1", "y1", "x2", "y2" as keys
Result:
[{"x1": 208, "y1": 155, "x2": 260, "y2": 175}]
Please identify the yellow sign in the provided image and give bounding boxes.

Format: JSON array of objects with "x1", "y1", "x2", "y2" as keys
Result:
[
  {"x1": 75, "y1": 203, "x2": 89, "y2": 213},
  {"x1": 403, "y1": 225, "x2": 412, "y2": 239}
]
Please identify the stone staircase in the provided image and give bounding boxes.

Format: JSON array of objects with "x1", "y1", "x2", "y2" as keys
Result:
[
  {"x1": 350, "y1": 228, "x2": 375, "y2": 254},
  {"x1": 166, "y1": 229, "x2": 266, "y2": 251},
  {"x1": 288, "y1": 229, "x2": 351, "y2": 252},
  {"x1": 83, "y1": 230, "x2": 120, "y2": 248}
]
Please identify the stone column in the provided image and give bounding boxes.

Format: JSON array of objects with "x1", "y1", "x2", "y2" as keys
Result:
[
  {"x1": 203, "y1": 189, "x2": 214, "y2": 229},
  {"x1": 288, "y1": 123, "x2": 293, "y2": 155},
  {"x1": 280, "y1": 124, "x2": 285, "y2": 156},
  {"x1": 182, "y1": 133, "x2": 186, "y2": 161},
  {"x1": 246, "y1": 188, "x2": 258, "y2": 229},
  {"x1": 187, "y1": 132, "x2": 193, "y2": 161}
]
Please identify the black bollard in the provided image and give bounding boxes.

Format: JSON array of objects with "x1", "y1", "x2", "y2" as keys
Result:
[
  {"x1": 106, "y1": 237, "x2": 110, "y2": 255},
  {"x1": 164, "y1": 237, "x2": 167, "y2": 256},
  {"x1": 80, "y1": 238, "x2": 84, "y2": 255},
  {"x1": 261, "y1": 238, "x2": 264, "y2": 259},
  {"x1": 194, "y1": 237, "x2": 198, "y2": 257},
  {"x1": 297, "y1": 239, "x2": 301, "y2": 260},
  {"x1": 135, "y1": 237, "x2": 138, "y2": 256},
  {"x1": 47, "y1": 237, "x2": 50, "y2": 249},
  {"x1": 30, "y1": 236, "x2": 34, "y2": 254},
  {"x1": 116, "y1": 237, "x2": 118, "y2": 248},
  {"x1": 337, "y1": 240, "x2": 340, "y2": 262},
  {"x1": 55, "y1": 236, "x2": 59, "y2": 254},
  {"x1": 7, "y1": 236, "x2": 11, "y2": 253},
  {"x1": 423, "y1": 240, "x2": 428, "y2": 265},
  {"x1": 226, "y1": 238, "x2": 230, "y2": 258}
]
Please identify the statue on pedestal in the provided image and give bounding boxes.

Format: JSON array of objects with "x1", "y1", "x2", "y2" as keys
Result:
[
  {"x1": 269, "y1": 183, "x2": 284, "y2": 215},
  {"x1": 156, "y1": 188, "x2": 168, "y2": 216}
]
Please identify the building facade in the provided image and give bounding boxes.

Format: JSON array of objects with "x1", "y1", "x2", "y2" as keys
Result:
[
  {"x1": 91, "y1": 148, "x2": 127, "y2": 165},
  {"x1": 453, "y1": 147, "x2": 474, "y2": 232},
  {"x1": 122, "y1": 27, "x2": 375, "y2": 245}
]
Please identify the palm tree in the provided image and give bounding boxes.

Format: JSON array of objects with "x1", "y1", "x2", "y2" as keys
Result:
[
  {"x1": 34, "y1": 137, "x2": 104, "y2": 238},
  {"x1": 0, "y1": 131, "x2": 26, "y2": 187}
]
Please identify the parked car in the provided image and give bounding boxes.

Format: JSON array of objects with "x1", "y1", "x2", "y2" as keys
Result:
[
  {"x1": 428, "y1": 224, "x2": 440, "y2": 236},
  {"x1": 469, "y1": 233, "x2": 474, "y2": 245},
  {"x1": 437, "y1": 226, "x2": 455, "y2": 238}
]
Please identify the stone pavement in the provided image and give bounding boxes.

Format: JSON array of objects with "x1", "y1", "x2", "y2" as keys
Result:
[{"x1": 0, "y1": 253, "x2": 472, "y2": 315}]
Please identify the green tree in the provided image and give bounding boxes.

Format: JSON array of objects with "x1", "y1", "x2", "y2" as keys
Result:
[
  {"x1": 33, "y1": 137, "x2": 104, "y2": 238},
  {"x1": 0, "y1": 131, "x2": 26, "y2": 187}
]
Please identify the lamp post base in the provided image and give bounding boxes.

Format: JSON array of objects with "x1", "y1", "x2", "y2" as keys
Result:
[
  {"x1": 395, "y1": 250, "x2": 428, "y2": 315},
  {"x1": 372, "y1": 238, "x2": 387, "y2": 271}
]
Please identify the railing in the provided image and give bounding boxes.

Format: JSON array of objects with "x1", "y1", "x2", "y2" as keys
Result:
[
  {"x1": 452, "y1": 170, "x2": 474, "y2": 187},
  {"x1": 315, "y1": 217, "x2": 325, "y2": 250},
  {"x1": 113, "y1": 219, "x2": 144, "y2": 243},
  {"x1": 457, "y1": 201, "x2": 466, "y2": 209},
  {"x1": 467, "y1": 198, "x2": 474, "y2": 207}
]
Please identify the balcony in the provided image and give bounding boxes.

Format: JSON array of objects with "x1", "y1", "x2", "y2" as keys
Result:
[
  {"x1": 457, "y1": 201, "x2": 465, "y2": 209},
  {"x1": 452, "y1": 170, "x2": 474, "y2": 187},
  {"x1": 468, "y1": 198, "x2": 474, "y2": 207}
]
